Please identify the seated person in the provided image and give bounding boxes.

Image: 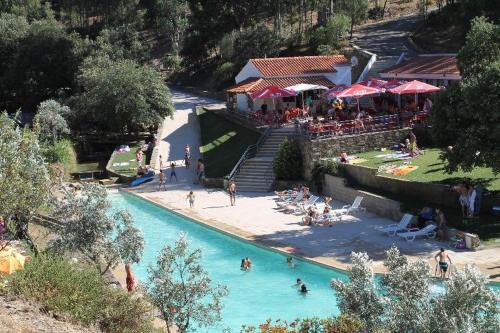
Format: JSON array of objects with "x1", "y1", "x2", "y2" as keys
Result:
[
  {"x1": 340, "y1": 151, "x2": 348, "y2": 163},
  {"x1": 137, "y1": 166, "x2": 146, "y2": 176},
  {"x1": 416, "y1": 206, "x2": 434, "y2": 229}
]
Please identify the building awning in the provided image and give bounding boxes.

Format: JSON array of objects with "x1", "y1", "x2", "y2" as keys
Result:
[
  {"x1": 226, "y1": 76, "x2": 335, "y2": 94},
  {"x1": 379, "y1": 55, "x2": 461, "y2": 80}
]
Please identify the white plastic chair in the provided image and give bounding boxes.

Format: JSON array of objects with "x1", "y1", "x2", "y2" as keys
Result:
[
  {"x1": 379, "y1": 214, "x2": 414, "y2": 236},
  {"x1": 397, "y1": 224, "x2": 437, "y2": 241}
]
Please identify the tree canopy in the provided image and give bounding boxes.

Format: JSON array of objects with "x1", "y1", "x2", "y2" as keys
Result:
[
  {"x1": 73, "y1": 56, "x2": 173, "y2": 133},
  {"x1": 431, "y1": 17, "x2": 500, "y2": 173}
]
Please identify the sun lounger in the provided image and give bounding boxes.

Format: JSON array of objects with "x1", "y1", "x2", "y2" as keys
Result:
[
  {"x1": 379, "y1": 214, "x2": 414, "y2": 236},
  {"x1": 276, "y1": 191, "x2": 304, "y2": 207},
  {"x1": 285, "y1": 195, "x2": 318, "y2": 214},
  {"x1": 332, "y1": 196, "x2": 366, "y2": 218},
  {"x1": 397, "y1": 224, "x2": 437, "y2": 241}
]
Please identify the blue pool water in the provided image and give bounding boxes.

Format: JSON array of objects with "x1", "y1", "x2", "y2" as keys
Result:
[
  {"x1": 111, "y1": 192, "x2": 346, "y2": 331},
  {"x1": 110, "y1": 192, "x2": 500, "y2": 332}
]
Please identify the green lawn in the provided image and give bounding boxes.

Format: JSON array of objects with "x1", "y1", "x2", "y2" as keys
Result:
[
  {"x1": 108, "y1": 143, "x2": 142, "y2": 177},
  {"x1": 355, "y1": 148, "x2": 500, "y2": 191},
  {"x1": 353, "y1": 149, "x2": 500, "y2": 245},
  {"x1": 197, "y1": 108, "x2": 261, "y2": 177}
]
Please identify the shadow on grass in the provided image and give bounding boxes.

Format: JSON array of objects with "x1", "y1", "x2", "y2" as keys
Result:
[{"x1": 430, "y1": 177, "x2": 496, "y2": 189}]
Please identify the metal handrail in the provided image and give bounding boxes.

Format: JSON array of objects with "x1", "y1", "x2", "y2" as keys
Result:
[{"x1": 226, "y1": 126, "x2": 272, "y2": 181}]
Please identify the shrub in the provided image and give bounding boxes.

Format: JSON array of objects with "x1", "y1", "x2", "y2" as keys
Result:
[
  {"x1": 273, "y1": 138, "x2": 303, "y2": 180},
  {"x1": 8, "y1": 254, "x2": 154, "y2": 333},
  {"x1": 242, "y1": 315, "x2": 364, "y2": 332}
]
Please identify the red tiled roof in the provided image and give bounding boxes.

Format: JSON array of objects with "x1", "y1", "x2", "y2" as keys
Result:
[
  {"x1": 226, "y1": 76, "x2": 335, "y2": 93},
  {"x1": 250, "y1": 55, "x2": 350, "y2": 77},
  {"x1": 380, "y1": 55, "x2": 460, "y2": 77}
]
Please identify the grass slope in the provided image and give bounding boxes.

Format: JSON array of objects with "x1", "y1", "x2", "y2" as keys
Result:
[
  {"x1": 197, "y1": 108, "x2": 261, "y2": 178},
  {"x1": 356, "y1": 149, "x2": 500, "y2": 191}
]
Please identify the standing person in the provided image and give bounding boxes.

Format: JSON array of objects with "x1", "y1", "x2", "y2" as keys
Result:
[
  {"x1": 465, "y1": 184, "x2": 476, "y2": 217},
  {"x1": 136, "y1": 149, "x2": 143, "y2": 166},
  {"x1": 228, "y1": 180, "x2": 236, "y2": 206},
  {"x1": 170, "y1": 162, "x2": 178, "y2": 182},
  {"x1": 186, "y1": 191, "x2": 195, "y2": 208},
  {"x1": 196, "y1": 159, "x2": 205, "y2": 184},
  {"x1": 158, "y1": 169, "x2": 167, "y2": 190},
  {"x1": 435, "y1": 208, "x2": 447, "y2": 241},
  {"x1": 125, "y1": 264, "x2": 137, "y2": 293},
  {"x1": 434, "y1": 248, "x2": 452, "y2": 279},
  {"x1": 159, "y1": 155, "x2": 164, "y2": 170},
  {"x1": 184, "y1": 144, "x2": 190, "y2": 159},
  {"x1": 184, "y1": 152, "x2": 190, "y2": 169}
]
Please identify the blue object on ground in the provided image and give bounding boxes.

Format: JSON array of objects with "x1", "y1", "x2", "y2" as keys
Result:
[{"x1": 129, "y1": 171, "x2": 155, "y2": 187}]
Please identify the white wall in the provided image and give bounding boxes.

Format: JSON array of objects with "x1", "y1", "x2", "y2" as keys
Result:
[
  {"x1": 236, "y1": 94, "x2": 249, "y2": 112},
  {"x1": 325, "y1": 65, "x2": 352, "y2": 85},
  {"x1": 235, "y1": 62, "x2": 261, "y2": 83}
]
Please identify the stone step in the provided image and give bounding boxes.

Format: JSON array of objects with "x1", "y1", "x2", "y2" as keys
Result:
[
  {"x1": 235, "y1": 174, "x2": 273, "y2": 180},
  {"x1": 237, "y1": 171, "x2": 273, "y2": 177},
  {"x1": 235, "y1": 186, "x2": 272, "y2": 192}
]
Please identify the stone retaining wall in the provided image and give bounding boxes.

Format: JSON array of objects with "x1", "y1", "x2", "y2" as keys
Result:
[
  {"x1": 324, "y1": 174, "x2": 403, "y2": 221},
  {"x1": 299, "y1": 128, "x2": 410, "y2": 179}
]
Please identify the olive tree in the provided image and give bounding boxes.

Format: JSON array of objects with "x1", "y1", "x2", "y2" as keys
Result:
[
  {"x1": 147, "y1": 233, "x2": 229, "y2": 333},
  {"x1": 331, "y1": 252, "x2": 384, "y2": 332},
  {"x1": 52, "y1": 183, "x2": 144, "y2": 275},
  {"x1": 429, "y1": 265, "x2": 500, "y2": 333},
  {"x1": 382, "y1": 247, "x2": 431, "y2": 333},
  {"x1": 34, "y1": 99, "x2": 70, "y2": 144},
  {"x1": 0, "y1": 112, "x2": 50, "y2": 252}
]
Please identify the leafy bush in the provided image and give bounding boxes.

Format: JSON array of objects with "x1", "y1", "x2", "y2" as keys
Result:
[
  {"x1": 163, "y1": 53, "x2": 182, "y2": 71},
  {"x1": 242, "y1": 315, "x2": 364, "y2": 333},
  {"x1": 273, "y1": 138, "x2": 303, "y2": 180},
  {"x1": 368, "y1": 6, "x2": 384, "y2": 20},
  {"x1": 232, "y1": 25, "x2": 281, "y2": 67},
  {"x1": 8, "y1": 253, "x2": 154, "y2": 333},
  {"x1": 214, "y1": 61, "x2": 235, "y2": 88},
  {"x1": 308, "y1": 14, "x2": 350, "y2": 54}
]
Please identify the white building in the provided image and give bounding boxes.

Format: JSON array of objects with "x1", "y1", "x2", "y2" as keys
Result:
[{"x1": 226, "y1": 55, "x2": 352, "y2": 112}]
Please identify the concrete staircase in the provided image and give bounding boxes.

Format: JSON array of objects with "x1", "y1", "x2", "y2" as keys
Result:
[{"x1": 234, "y1": 127, "x2": 295, "y2": 192}]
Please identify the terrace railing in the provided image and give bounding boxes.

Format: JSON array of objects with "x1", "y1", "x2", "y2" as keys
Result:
[
  {"x1": 299, "y1": 112, "x2": 429, "y2": 140},
  {"x1": 226, "y1": 126, "x2": 272, "y2": 181}
]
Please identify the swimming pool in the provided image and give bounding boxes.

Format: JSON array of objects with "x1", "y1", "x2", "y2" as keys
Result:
[{"x1": 110, "y1": 191, "x2": 500, "y2": 332}]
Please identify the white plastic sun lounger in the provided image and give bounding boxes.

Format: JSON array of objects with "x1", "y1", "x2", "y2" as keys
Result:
[
  {"x1": 331, "y1": 196, "x2": 366, "y2": 218},
  {"x1": 289, "y1": 195, "x2": 319, "y2": 214},
  {"x1": 379, "y1": 214, "x2": 414, "y2": 236},
  {"x1": 276, "y1": 191, "x2": 304, "y2": 207},
  {"x1": 397, "y1": 224, "x2": 437, "y2": 241}
]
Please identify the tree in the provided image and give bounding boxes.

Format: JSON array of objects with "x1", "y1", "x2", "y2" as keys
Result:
[
  {"x1": 0, "y1": 112, "x2": 50, "y2": 252},
  {"x1": 94, "y1": 24, "x2": 151, "y2": 63},
  {"x1": 429, "y1": 265, "x2": 500, "y2": 333},
  {"x1": 339, "y1": 0, "x2": 369, "y2": 38},
  {"x1": 73, "y1": 56, "x2": 174, "y2": 133},
  {"x1": 149, "y1": 0, "x2": 189, "y2": 56},
  {"x1": 232, "y1": 25, "x2": 282, "y2": 68},
  {"x1": 33, "y1": 99, "x2": 71, "y2": 145},
  {"x1": 457, "y1": 16, "x2": 500, "y2": 80},
  {"x1": 381, "y1": 247, "x2": 431, "y2": 332},
  {"x1": 52, "y1": 183, "x2": 144, "y2": 275},
  {"x1": 147, "y1": 233, "x2": 229, "y2": 333},
  {"x1": 431, "y1": 18, "x2": 500, "y2": 173},
  {"x1": 310, "y1": 13, "x2": 351, "y2": 54},
  {"x1": 331, "y1": 252, "x2": 384, "y2": 332},
  {"x1": 273, "y1": 138, "x2": 303, "y2": 180}
]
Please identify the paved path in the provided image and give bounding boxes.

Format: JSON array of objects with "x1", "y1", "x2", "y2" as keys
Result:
[{"x1": 352, "y1": 13, "x2": 423, "y2": 57}]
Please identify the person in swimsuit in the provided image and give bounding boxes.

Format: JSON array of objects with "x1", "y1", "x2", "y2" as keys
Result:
[
  {"x1": 244, "y1": 257, "x2": 252, "y2": 269},
  {"x1": 300, "y1": 283, "x2": 308, "y2": 293},
  {"x1": 228, "y1": 181, "x2": 236, "y2": 206},
  {"x1": 158, "y1": 169, "x2": 167, "y2": 190},
  {"x1": 435, "y1": 248, "x2": 452, "y2": 279},
  {"x1": 287, "y1": 256, "x2": 294, "y2": 267},
  {"x1": 196, "y1": 159, "x2": 205, "y2": 183},
  {"x1": 159, "y1": 155, "x2": 164, "y2": 170},
  {"x1": 240, "y1": 259, "x2": 247, "y2": 270},
  {"x1": 170, "y1": 162, "x2": 177, "y2": 182},
  {"x1": 293, "y1": 278, "x2": 302, "y2": 288},
  {"x1": 186, "y1": 191, "x2": 195, "y2": 208},
  {"x1": 125, "y1": 264, "x2": 137, "y2": 292}
]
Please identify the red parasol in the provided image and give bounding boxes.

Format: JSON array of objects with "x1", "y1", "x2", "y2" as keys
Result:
[
  {"x1": 388, "y1": 80, "x2": 440, "y2": 105},
  {"x1": 326, "y1": 83, "x2": 382, "y2": 112},
  {"x1": 324, "y1": 84, "x2": 350, "y2": 97},
  {"x1": 249, "y1": 86, "x2": 296, "y2": 100},
  {"x1": 358, "y1": 78, "x2": 388, "y2": 90},
  {"x1": 388, "y1": 80, "x2": 440, "y2": 95},
  {"x1": 383, "y1": 79, "x2": 408, "y2": 90}
]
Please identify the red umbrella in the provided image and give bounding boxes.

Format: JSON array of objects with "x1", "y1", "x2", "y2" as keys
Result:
[
  {"x1": 388, "y1": 80, "x2": 440, "y2": 94},
  {"x1": 358, "y1": 78, "x2": 388, "y2": 90},
  {"x1": 250, "y1": 86, "x2": 296, "y2": 100},
  {"x1": 324, "y1": 84, "x2": 350, "y2": 97},
  {"x1": 388, "y1": 80, "x2": 440, "y2": 105},
  {"x1": 383, "y1": 79, "x2": 408, "y2": 90},
  {"x1": 326, "y1": 83, "x2": 382, "y2": 112}
]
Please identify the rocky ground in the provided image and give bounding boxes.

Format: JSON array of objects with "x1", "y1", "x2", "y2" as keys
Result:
[{"x1": 0, "y1": 294, "x2": 100, "y2": 333}]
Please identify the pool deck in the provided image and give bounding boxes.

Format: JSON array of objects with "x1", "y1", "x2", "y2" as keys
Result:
[{"x1": 129, "y1": 90, "x2": 500, "y2": 283}]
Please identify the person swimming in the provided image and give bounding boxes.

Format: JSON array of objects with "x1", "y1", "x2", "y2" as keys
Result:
[
  {"x1": 240, "y1": 259, "x2": 246, "y2": 270},
  {"x1": 287, "y1": 256, "x2": 294, "y2": 267},
  {"x1": 300, "y1": 284, "x2": 308, "y2": 293},
  {"x1": 293, "y1": 278, "x2": 302, "y2": 288},
  {"x1": 245, "y1": 257, "x2": 252, "y2": 269}
]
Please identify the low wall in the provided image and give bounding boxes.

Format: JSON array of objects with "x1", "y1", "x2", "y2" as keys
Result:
[
  {"x1": 203, "y1": 177, "x2": 224, "y2": 189},
  {"x1": 324, "y1": 174, "x2": 403, "y2": 221},
  {"x1": 300, "y1": 128, "x2": 410, "y2": 179},
  {"x1": 341, "y1": 164, "x2": 500, "y2": 212}
]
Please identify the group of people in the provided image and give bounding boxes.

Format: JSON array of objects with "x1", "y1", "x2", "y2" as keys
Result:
[
  {"x1": 302, "y1": 197, "x2": 333, "y2": 226},
  {"x1": 453, "y1": 182, "x2": 477, "y2": 217},
  {"x1": 398, "y1": 131, "x2": 420, "y2": 156},
  {"x1": 416, "y1": 205, "x2": 447, "y2": 241}
]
